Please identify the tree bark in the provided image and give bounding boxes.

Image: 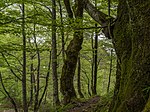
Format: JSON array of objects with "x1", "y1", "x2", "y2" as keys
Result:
[
  {"x1": 33, "y1": 20, "x2": 41, "y2": 112},
  {"x1": 58, "y1": 0, "x2": 65, "y2": 63},
  {"x1": 83, "y1": 0, "x2": 114, "y2": 39},
  {"x1": 93, "y1": 23, "x2": 98, "y2": 95},
  {"x1": 109, "y1": 0, "x2": 150, "y2": 111},
  {"x1": 29, "y1": 54, "x2": 34, "y2": 107},
  {"x1": 107, "y1": 49, "x2": 113, "y2": 93},
  {"x1": 109, "y1": 60, "x2": 121, "y2": 111},
  {"x1": 51, "y1": 0, "x2": 60, "y2": 106},
  {"x1": 21, "y1": 1, "x2": 28, "y2": 112},
  {"x1": 60, "y1": 0, "x2": 84, "y2": 104},
  {"x1": 77, "y1": 53, "x2": 84, "y2": 98},
  {"x1": 82, "y1": 69, "x2": 91, "y2": 96},
  {"x1": 37, "y1": 51, "x2": 51, "y2": 110},
  {"x1": 0, "y1": 72, "x2": 18, "y2": 112},
  {"x1": 83, "y1": 0, "x2": 150, "y2": 111},
  {"x1": 60, "y1": 31, "x2": 83, "y2": 104},
  {"x1": 91, "y1": 33, "x2": 94, "y2": 95}
]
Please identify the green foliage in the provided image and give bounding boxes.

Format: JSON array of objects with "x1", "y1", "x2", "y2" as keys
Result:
[
  {"x1": 57, "y1": 103, "x2": 75, "y2": 112},
  {"x1": 0, "y1": 0, "x2": 117, "y2": 111},
  {"x1": 94, "y1": 91, "x2": 114, "y2": 112}
]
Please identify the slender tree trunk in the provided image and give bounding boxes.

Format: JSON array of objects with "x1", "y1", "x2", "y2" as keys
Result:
[
  {"x1": 21, "y1": 1, "x2": 28, "y2": 112},
  {"x1": 82, "y1": 70, "x2": 91, "y2": 96},
  {"x1": 77, "y1": 53, "x2": 84, "y2": 98},
  {"x1": 51, "y1": 0, "x2": 60, "y2": 106},
  {"x1": 91, "y1": 0, "x2": 98, "y2": 95},
  {"x1": 1, "y1": 53, "x2": 21, "y2": 80},
  {"x1": 91, "y1": 33, "x2": 94, "y2": 94},
  {"x1": 93, "y1": 0, "x2": 98, "y2": 95},
  {"x1": 37, "y1": 51, "x2": 51, "y2": 110},
  {"x1": 0, "y1": 72, "x2": 18, "y2": 112},
  {"x1": 58, "y1": 0, "x2": 65, "y2": 62},
  {"x1": 107, "y1": 49, "x2": 113, "y2": 93},
  {"x1": 93, "y1": 23, "x2": 98, "y2": 95},
  {"x1": 33, "y1": 22, "x2": 41, "y2": 112},
  {"x1": 29, "y1": 54, "x2": 34, "y2": 107}
]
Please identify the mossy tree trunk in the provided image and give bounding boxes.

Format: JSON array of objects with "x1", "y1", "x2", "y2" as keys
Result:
[
  {"x1": 60, "y1": 0, "x2": 84, "y2": 104},
  {"x1": 83, "y1": 0, "x2": 150, "y2": 111},
  {"x1": 109, "y1": 0, "x2": 150, "y2": 111},
  {"x1": 21, "y1": 1, "x2": 28, "y2": 112},
  {"x1": 107, "y1": 49, "x2": 113, "y2": 93},
  {"x1": 51, "y1": 0, "x2": 60, "y2": 106},
  {"x1": 77, "y1": 53, "x2": 84, "y2": 98},
  {"x1": 60, "y1": 33, "x2": 83, "y2": 104}
]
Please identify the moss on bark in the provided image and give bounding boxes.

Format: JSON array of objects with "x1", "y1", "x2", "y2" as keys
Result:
[
  {"x1": 60, "y1": 34, "x2": 83, "y2": 104},
  {"x1": 109, "y1": 0, "x2": 150, "y2": 112},
  {"x1": 60, "y1": 0, "x2": 84, "y2": 105}
]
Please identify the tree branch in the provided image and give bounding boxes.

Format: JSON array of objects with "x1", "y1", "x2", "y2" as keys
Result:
[
  {"x1": 83, "y1": 0, "x2": 114, "y2": 25},
  {"x1": 83, "y1": 0, "x2": 116, "y2": 39},
  {"x1": 63, "y1": 0, "x2": 73, "y2": 18},
  {"x1": 38, "y1": 51, "x2": 51, "y2": 109},
  {"x1": 1, "y1": 53, "x2": 22, "y2": 81},
  {"x1": 0, "y1": 72, "x2": 18, "y2": 112}
]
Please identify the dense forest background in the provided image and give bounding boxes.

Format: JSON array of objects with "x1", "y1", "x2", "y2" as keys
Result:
[
  {"x1": 0, "y1": 0, "x2": 150, "y2": 112},
  {"x1": 0, "y1": 0, "x2": 117, "y2": 111}
]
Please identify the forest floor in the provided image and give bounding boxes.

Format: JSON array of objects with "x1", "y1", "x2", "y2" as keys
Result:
[
  {"x1": 66, "y1": 96, "x2": 100, "y2": 112},
  {"x1": 0, "y1": 95, "x2": 111, "y2": 112},
  {"x1": 0, "y1": 96, "x2": 100, "y2": 112}
]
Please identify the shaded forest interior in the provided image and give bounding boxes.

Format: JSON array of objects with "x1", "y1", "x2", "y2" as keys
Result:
[{"x1": 0, "y1": 0, "x2": 150, "y2": 112}]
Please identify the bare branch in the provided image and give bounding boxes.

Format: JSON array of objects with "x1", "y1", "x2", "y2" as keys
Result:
[
  {"x1": 1, "y1": 53, "x2": 22, "y2": 81},
  {"x1": 63, "y1": 0, "x2": 74, "y2": 18},
  {"x1": 0, "y1": 72, "x2": 18, "y2": 112},
  {"x1": 83, "y1": 0, "x2": 114, "y2": 25}
]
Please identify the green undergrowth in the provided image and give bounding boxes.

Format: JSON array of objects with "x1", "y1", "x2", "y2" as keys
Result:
[
  {"x1": 56, "y1": 93, "x2": 113, "y2": 112},
  {"x1": 0, "y1": 93, "x2": 114, "y2": 112},
  {"x1": 57, "y1": 98, "x2": 88, "y2": 112},
  {"x1": 142, "y1": 97, "x2": 150, "y2": 112},
  {"x1": 57, "y1": 103, "x2": 75, "y2": 112},
  {"x1": 94, "y1": 91, "x2": 114, "y2": 112},
  {"x1": 0, "y1": 93, "x2": 113, "y2": 112}
]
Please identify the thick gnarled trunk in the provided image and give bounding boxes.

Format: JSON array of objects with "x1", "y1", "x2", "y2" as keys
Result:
[
  {"x1": 60, "y1": 0, "x2": 84, "y2": 104},
  {"x1": 109, "y1": 0, "x2": 150, "y2": 111},
  {"x1": 60, "y1": 32, "x2": 83, "y2": 104},
  {"x1": 83, "y1": 0, "x2": 150, "y2": 111}
]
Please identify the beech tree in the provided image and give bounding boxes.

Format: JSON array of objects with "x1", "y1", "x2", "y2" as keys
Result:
[
  {"x1": 61, "y1": 0, "x2": 150, "y2": 111},
  {"x1": 77, "y1": 53, "x2": 84, "y2": 98},
  {"x1": 84, "y1": 0, "x2": 150, "y2": 111},
  {"x1": 51, "y1": 0, "x2": 60, "y2": 106},
  {"x1": 0, "y1": 0, "x2": 149, "y2": 111},
  {"x1": 60, "y1": 0, "x2": 84, "y2": 104},
  {"x1": 108, "y1": 0, "x2": 150, "y2": 111},
  {"x1": 21, "y1": 1, "x2": 28, "y2": 112}
]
